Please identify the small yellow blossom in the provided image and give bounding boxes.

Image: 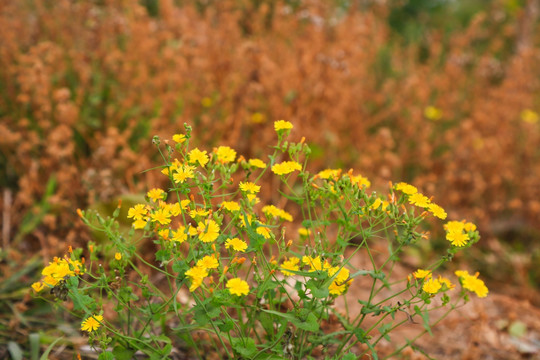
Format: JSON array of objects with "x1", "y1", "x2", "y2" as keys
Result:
[
  {"x1": 239, "y1": 181, "x2": 260, "y2": 194},
  {"x1": 226, "y1": 278, "x2": 250, "y2": 296},
  {"x1": 455, "y1": 270, "x2": 488, "y2": 298},
  {"x1": 221, "y1": 201, "x2": 241, "y2": 212},
  {"x1": 147, "y1": 188, "x2": 166, "y2": 202},
  {"x1": 347, "y1": 172, "x2": 371, "y2": 188},
  {"x1": 127, "y1": 204, "x2": 147, "y2": 220},
  {"x1": 446, "y1": 231, "x2": 469, "y2": 247},
  {"x1": 521, "y1": 109, "x2": 539, "y2": 124},
  {"x1": 281, "y1": 257, "x2": 300, "y2": 276},
  {"x1": 262, "y1": 205, "x2": 293, "y2": 222},
  {"x1": 158, "y1": 229, "x2": 170, "y2": 240},
  {"x1": 172, "y1": 134, "x2": 186, "y2": 143},
  {"x1": 298, "y1": 228, "x2": 311, "y2": 237},
  {"x1": 114, "y1": 252, "x2": 122, "y2": 260},
  {"x1": 81, "y1": 315, "x2": 104, "y2": 333},
  {"x1": 197, "y1": 255, "x2": 219, "y2": 270},
  {"x1": 424, "y1": 106, "x2": 443, "y2": 121},
  {"x1": 395, "y1": 182, "x2": 418, "y2": 195},
  {"x1": 188, "y1": 148, "x2": 209, "y2": 167},
  {"x1": 150, "y1": 208, "x2": 171, "y2": 225},
  {"x1": 31, "y1": 282, "x2": 44, "y2": 292},
  {"x1": 408, "y1": 193, "x2": 431, "y2": 208},
  {"x1": 216, "y1": 146, "x2": 237, "y2": 163},
  {"x1": 302, "y1": 256, "x2": 324, "y2": 272},
  {"x1": 197, "y1": 219, "x2": 220, "y2": 243},
  {"x1": 428, "y1": 203, "x2": 447, "y2": 219},
  {"x1": 271, "y1": 161, "x2": 302, "y2": 176},
  {"x1": 256, "y1": 226, "x2": 272, "y2": 239},
  {"x1": 225, "y1": 238, "x2": 248, "y2": 252},
  {"x1": 413, "y1": 269, "x2": 432, "y2": 279},
  {"x1": 171, "y1": 227, "x2": 188, "y2": 243},
  {"x1": 132, "y1": 218, "x2": 148, "y2": 230},
  {"x1": 422, "y1": 278, "x2": 442, "y2": 294},
  {"x1": 274, "y1": 120, "x2": 293, "y2": 131},
  {"x1": 317, "y1": 169, "x2": 342, "y2": 180},
  {"x1": 173, "y1": 165, "x2": 195, "y2": 183},
  {"x1": 248, "y1": 158, "x2": 267, "y2": 168},
  {"x1": 190, "y1": 208, "x2": 209, "y2": 218},
  {"x1": 201, "y1": 97, "x2": 213, "y2": 108}
]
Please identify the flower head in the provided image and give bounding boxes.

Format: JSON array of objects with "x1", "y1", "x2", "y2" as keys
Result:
[
  {"x1": 274, "y1": 120, "x2": 293, "y2": 132},
  {"x1": 189, "y1": 148, "x2": 209, "y2": 167},
  {"x1": 281, "y1": 257, "x2": 300, "y2": 276},
  {"x1": 215, "y1": 146, "x2": 237, "y2": 164},
  {"x1": 197, "y1": 219, "x2": 220, "y2": 243},
  {"x1": 422, "y1": 278, "x2": 442, "y2": 294},
  {"x1": 81, "y1": 315, "x2": 104, "y2": 333},
  {"x1": 272, "y1": 161, "x2": 302, "y2": 176},
  {"x1": 226, "y1": 278, "x2": 250, "y2": 296},
  {"x1": 239, "y1": 181, "x2": 260, "y2": 194},
  {"x1": 225, "y1": 238, "x2": 248, "y2": 252},
  {"x1": 248, "y1": 158, "x2": 267, "y2": 169},
  {"x1": 395, "y1": 182, "x2": 418, "y2": 195},
  {"x1": 147, "y1": 188, "x2": 166, "y2": 202}
]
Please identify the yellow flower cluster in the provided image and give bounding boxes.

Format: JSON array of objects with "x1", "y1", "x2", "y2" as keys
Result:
[
  {"x1": 394, "y1": 182, "x2": 447, "y2": 219},
  {"x1": 262, "y1": 205, "x2": 293, "y2": 222},
  {"x1": 274, "y1": 120, "x2": 293, "y2": 131},
  {"x1": 444, "y1": 220, "x2": 476, "y2": 247},
  {"x1": 280, "y1": 256, "x2": 353, "y2": 296},
  {"x1": 271, "y1": 161, "x2": 302, "y2": 176},
  {"x1": 32, "y1": 256, "x2": 83, "y2": 292},
  {"x1": 215, "y1": 146, "x2": 236, "y2": 163},
  {"x1": 455, "y1": 270, "x2": 488, "y2": 298},
  {"x1": 412, "y1": 269, "x2": 455, "y2": 295}
]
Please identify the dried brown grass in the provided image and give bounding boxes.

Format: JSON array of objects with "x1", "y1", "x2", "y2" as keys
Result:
[{"x1": 0, "y1": 0, "x2": 539, "y2": 257}]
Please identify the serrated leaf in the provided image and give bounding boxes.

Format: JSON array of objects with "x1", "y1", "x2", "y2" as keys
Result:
[
  {"x1": 231, "y1": 337, "x2": 257, "y2": 358},
  {"x1": 306, "y1": 279, "x2": 329, "y2": 298}
]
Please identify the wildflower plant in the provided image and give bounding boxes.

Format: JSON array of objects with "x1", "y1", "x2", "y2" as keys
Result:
[{"x1": 33, "y1": 122, "x2": 488, "y2": 359}]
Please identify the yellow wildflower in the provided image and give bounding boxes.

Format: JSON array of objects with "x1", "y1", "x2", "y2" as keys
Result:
[
  {"x1": 248, "y1": 158, "x2": 267, "y2": 168},
  {"x1": 239, "y1": 181, "x2": 261, "y2": 193},
  {"x1": 197, "y1": 219, "x2": 220, "y2": 243},
  {"x1": 408, "y1": 193, "x2": 431, "y2": 208},
  {"x1": 147, "y1": 188, "x2": 166, "y2": 202},
  {"x1": 274, "y1": 120, "x2": 293, "y2": 131},
  {"x1": 189, "y1": 148, "x2": 209, "y2": 167},
  {"x1": 226, "y1": 278, "x2": 250, "y2": 296},
  {"x1": 424, "y1": 106, "x2": 443, "y2": 121},
  {"x1": 221, "y1": 201, "x2": 241, "y2": 212},
  {"x1": 413, "y1": 269, "x2": 432, "y2": 279},
  {"x1": 81, "y1": 315, "x2": 104, "y2": 333},
  {"x1": 132, "y1": 218, "x2": 148, "y2": 229},
  {"x1": 197, "y1": 255, "x2": 219, "y2": 270},
  {"x1": 280, "y1": 257, "x2": 300, "y2": 276},
  {"x1": 172, "y1": 134, "x2": 186, "y2": 143},
  {"x1": 395, "y1": 182, "x2": 418, "y2": 195},
  {"x1": 271, "y1": 161, "x2": 302, "y2": 176},
  {"x1": 216, "y1": 146, "x2": 237, "y2": 163},
  {"x1": 127, "y1": 204, "x2": 147, "y2": 220},
  {"x1": 428, "y1": 203, "x2": 447, "y2": 219},
  {"x1": 114, "y1": 252, "x2": 122, "y2": 261},
  {"x1": 521, "y1": 109, "x2": 539, "y2": 124},
  {"x1": 225, "y1": 238, "x2": 248, "y2": 252},
  {"x1": 256, "y1": 226, "x2": 272, "y2": 239},
  {"x1": 422, "y1": 278, "x2": 442, "y2": 294},
  {"x1": 150, "y1": 208, "x2": 171, "y2": 225}
]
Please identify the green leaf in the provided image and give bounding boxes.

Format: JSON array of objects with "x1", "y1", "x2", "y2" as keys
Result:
[
  {"x1": 218, "y1": 319, "x2": 235, "y2": 332},
  {"x1": 231, "y1": 337, "x2": 257, "y2": 358},
  {"x1": 40, "y1": 337, "x2": 64, "y2": 360},
  {"x1": 290, "y1": 309, "x2": 319, "y2": 332},
  {"x1": 8, "y1": 342, "x2": 23, "y2": 360},
  {"x1": 29, "y1": 333, "x2": 40, "y2": 360},
  {"x1": 98, "y1": 352, "x2": 114, "y2": 360},
  {"x1": 305, "y1": 279, "x2": 329, "y2": 299},
  {"x1": 343, "y1": 353, "x2": 357, "y2": 360},
  {"x1": 112, "y1": 345, "x2": 137, "y2": 360},
  {"x1": 414, "y1": 306, "x2": 432, "y2": 336},
  {"x1": 378, "y1": 322, "x2": 392, "y2": 341}
]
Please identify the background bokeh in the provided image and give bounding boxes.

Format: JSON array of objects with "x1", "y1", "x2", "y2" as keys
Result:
[{"x1": 1, "y1": 0, "x2": 539, "y2": 358}]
